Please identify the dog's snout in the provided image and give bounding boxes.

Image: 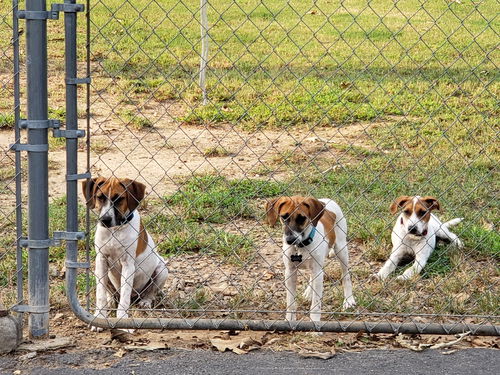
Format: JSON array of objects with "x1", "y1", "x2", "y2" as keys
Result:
[
  {"x1": 285, "y1": 235, "x2": 297, "y2": 245},
  {"x1": 100, "y1": 216, "x2": 112, "y2": 228},
  {"x1": 408, "y1": 225, "x2": 419, "y2": 235}
]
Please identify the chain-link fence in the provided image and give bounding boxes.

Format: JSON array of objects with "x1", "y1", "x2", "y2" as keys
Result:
[
  {"x1": 1, "y1": 0, "x2": 498, "y2": 336},
  {"x1": 0, "y1": 0, "x2": 24, "y2": 320}
]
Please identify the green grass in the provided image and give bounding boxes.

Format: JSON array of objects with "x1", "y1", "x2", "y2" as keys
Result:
[
  {"x1": 166, "y1": 175, "x2": 287, "y2": 223},
  {"x1": 2, "y1": 1, "x2": 497, "y2": 129},
  {"x1": 144, "y1": 210, "x2": 254, "y2": 263},
  {"x1": 0, "y1": 113, "x2": 15, "y2": 129},
  {"x1": 119, "y1": 109, "x2": 154, "y2": 129}
]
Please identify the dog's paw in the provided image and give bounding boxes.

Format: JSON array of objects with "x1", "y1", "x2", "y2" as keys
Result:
[
  {"x1": 373, "y1": 272, "x2": 388, "y2": 281},
  {"x1": 137, "y1": 299, "x2": 152, "y2": 310},
  {"x1": 307, "y1": 331, "x2": 324, "y2": 337},
  {"x1": 396, "y1": 274, "x2": 411, "y2": 282},
  {"x1": 453, "y1": 238, "x2": 464, "y2": 248},
  {"x1": 90, "y1": 325, "x2": 104, "y2": 332},
  {"x1": 286, "y1": 314, "x2": 297, "y2": 322},
  {"x1": 343, "y1": 297, "x2": 356, "y2": 310},
  {"x1": 303, "y1": 285, "x2": 313, "y2": 301}
]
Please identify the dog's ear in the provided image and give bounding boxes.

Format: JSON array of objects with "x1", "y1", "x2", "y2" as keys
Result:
[
  {"x1": 265, "y1": 197, "x2": 285, "y2": 227},
  {"x1": 304, "y1": 197, "x2": 326, "y2": 226},
  {"x1": 390, "y1": 196, "x2": 412, "y2": 215},
  {"x1": 121, "y1": 179, "x2": 146, "y2": 212},
  {"x1": 421, "y1": 196, "x2": 440, "y2": 212},
  {"x1": 81, "y1": 177, "x2": 106, "y2": 209}
]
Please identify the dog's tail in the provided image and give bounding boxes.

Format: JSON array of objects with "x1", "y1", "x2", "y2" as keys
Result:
[{"x1": 442, "y1": 217, "x2": 463, "y2": 228}]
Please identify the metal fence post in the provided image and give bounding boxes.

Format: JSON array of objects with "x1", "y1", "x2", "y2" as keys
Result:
[
  {"x1": 59, "y1": 0, "x2": 89, "y2": 320},
  {"x1": 25, "y1": 0, "x2": 50, "y2": 339},
  {"x1": 12, "y1": 0, "x2": 24, "y2": 326}
]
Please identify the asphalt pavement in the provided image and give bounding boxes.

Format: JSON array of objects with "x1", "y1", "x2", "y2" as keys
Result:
[{"x1": 1, "y1": 348, "x2": 499, "y2": 375}]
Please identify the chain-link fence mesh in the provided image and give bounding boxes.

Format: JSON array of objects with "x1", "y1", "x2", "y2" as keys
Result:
[
  {"x1": 1, "y1": 0, "x2": 498, "y2": 333},
  {"x1": 0, "y1": 0, "x2": 24, "y2": 313}
]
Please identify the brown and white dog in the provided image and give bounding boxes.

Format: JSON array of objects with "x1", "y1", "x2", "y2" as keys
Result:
[
  {"x1": 266, "y1": 196, "x2": 356, "y2": 322},
  {"x1": 82, "y1": 177, "x2": 168, "y2": 331},
  {"x1": 376, "y1": 195, "x2": 463, "y2": 281}
]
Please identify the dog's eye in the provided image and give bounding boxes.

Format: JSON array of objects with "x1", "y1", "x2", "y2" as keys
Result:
[
  {"x1": 417, "y1": 209, "x2": 426, "y2": 217},
  {"x1": 280, "y1": 214, "x2": 289, "y2": 221},
  {"x1": 97, "y1": 195, "x2": 105, "y2": 202},
  {"x1": 295, "y1": 215, "x2": 306, "y2": 224},
  {"x1": 403, "y1": 209, "x2": 411, "y2": 216},
  {"x1": 113, "y1": 196, "x2": 124, "y2": 203}
]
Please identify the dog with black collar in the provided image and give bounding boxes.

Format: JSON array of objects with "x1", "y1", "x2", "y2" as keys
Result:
[
  {"x1": 266, "y1": 196, "x2": 356, "y2": 322},
  {"x1": 82, "y1": 177, "x2": 168, "y2": 331}
]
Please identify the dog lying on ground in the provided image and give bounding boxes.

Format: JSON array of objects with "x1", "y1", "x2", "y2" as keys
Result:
[
  {"x1": 266, "y1": 196, "x2": 356, "y2": 322},
  {"x1": 376, "y1": 195, "x2": 463, "y2": 281},
  {"x1": 82, "y1": 177, "x2": 168, "y2": 331}
]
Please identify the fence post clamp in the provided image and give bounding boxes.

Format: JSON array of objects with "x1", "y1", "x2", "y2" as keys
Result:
[
  {"x1": 51, "y1": 3, "x2": 85, "y2": 13},
  {"x1": 66, "y1": 173, "x2": 92, "y2": 181},
  {"x1": 9, "y1": 144, "x2": 48, "y2": 153},
  {"x1": 18, "y1": 119, "x2": 61, "y2": 130},
  {"x1": 16, "y1": 10, "x2": 59, "y2": 20},
  {"x1": 66, "y1": 77, "x2": 91, "y2": 85},
  {"x1": 11, "y1": 304, "x2": 50, "y2": 314},
  {"x1": 53, "y1": 231, "x2": 86, "y2": 241},
  {"x1": 53, "y1": 129, "x2": 86, "y2": 139},
  {"x1": 19, "y1": 237, "x2": 61, "y2": 248}
]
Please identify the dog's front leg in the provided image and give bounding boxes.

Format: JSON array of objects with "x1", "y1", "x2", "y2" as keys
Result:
[
  {"x1": 92, "y1": 253, "x2": 109, "y2": 332},
  {"x1": 309, "y1": 268, "x2": 324, "y2": 323},
  {"x1": 334, "y1": 241, "x2": 356, "y2": 309},
  {"x1": 377, "y1": 242, "x2": 406, "y2": 280},
  {"x1": 284, "y1": 265, "x2": 298, "y2": 321},
  {"x1": 117, "y1": 257, "x2": 135, "y2": 324},
  {"x1": 398, "y1": 244, "x2": 431, "y2": 280}
]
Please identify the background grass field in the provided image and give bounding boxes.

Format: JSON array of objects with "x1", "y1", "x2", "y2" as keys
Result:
[{"x1": 0, "y1": 0, "x2": 498, "y2": 320}]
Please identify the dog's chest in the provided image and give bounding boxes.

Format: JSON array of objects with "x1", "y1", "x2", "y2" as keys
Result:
[{"x1": 95, "y1": 226, "x2": 137, "y2": 258}]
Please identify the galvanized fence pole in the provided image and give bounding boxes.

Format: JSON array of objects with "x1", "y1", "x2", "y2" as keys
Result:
[
  {"x1": 64, "y1": 0, "x2": 83, "y2": 291},
  {"x1": 199, "y1": 0, "x2": 209, "y2": 105},
  {"x1": 25, "y1": 0, "x2": 50, "y2": 338},
  {"x1": 59, "y1": 0, "x2": 88, "y2": 319},
  {"x1": 12, "y1": 0, "x2": 24, "y2": 325}
]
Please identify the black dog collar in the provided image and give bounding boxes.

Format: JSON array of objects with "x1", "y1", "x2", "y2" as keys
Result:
[
  {"x1": 295, "y1": 226, "x2": 317, "y2": 248},
  {"x1": 120, "y1": 211, "x2": 134, "y2": 225}
]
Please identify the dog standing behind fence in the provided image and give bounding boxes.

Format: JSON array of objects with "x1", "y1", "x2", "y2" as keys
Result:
[
  {"x1": 266, "y1": 196, "x2": 356, "y2": 322},
  {"x1": 376, "y1": 195, "x2": 463, "y2": 281},
  {"x1": 82, "y1": 177, "x2": 168, "y2": 331}
]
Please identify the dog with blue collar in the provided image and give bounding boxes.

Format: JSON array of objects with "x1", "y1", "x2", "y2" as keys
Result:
[{"x1": 266, "y1": 196, "x2": 356, "y2": 322}]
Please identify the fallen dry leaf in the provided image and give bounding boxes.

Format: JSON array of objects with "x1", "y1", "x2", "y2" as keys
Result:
[
  {"x1": 298, "y1": 349, "x2": 335, "y2": 360},
  {"x1": 264, "y1": 337, "x2": 281, "y2": 346},
  {"x1": 18, "y1": 352, "x2": 37, "y2": 361},
  {"x1": 441, "y1": 349, "x2": 458, "y2": 355},
  {"x1": 210, "y1": 336, "x2": 262, "y2": 354},
  {"x1": 110, "y1": 329, "x2": 134, "y2": 344},
  {"x1": 18, "y1": 337, "x2": 74, "y2": 352},
  {"x1": 396, "y1": 331, "x2": 471, "y2": 352},
  {"x1": 471, "y1": 337, "x2": 498, "y2": 348},
  {"x1": 114, "y1": 348, "x2": 127, "y2": 358}
]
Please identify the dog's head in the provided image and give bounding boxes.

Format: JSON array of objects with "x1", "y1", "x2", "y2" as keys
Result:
[
  {"x1": 82, "y1": 177, "x2": 146, "y2": 228},
  {"x1": 390, "y1": 195, "x2": 440, "y2": 238},
  {"x1": 265, "y1": 196, "x2": 325, "y2": 245}
]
